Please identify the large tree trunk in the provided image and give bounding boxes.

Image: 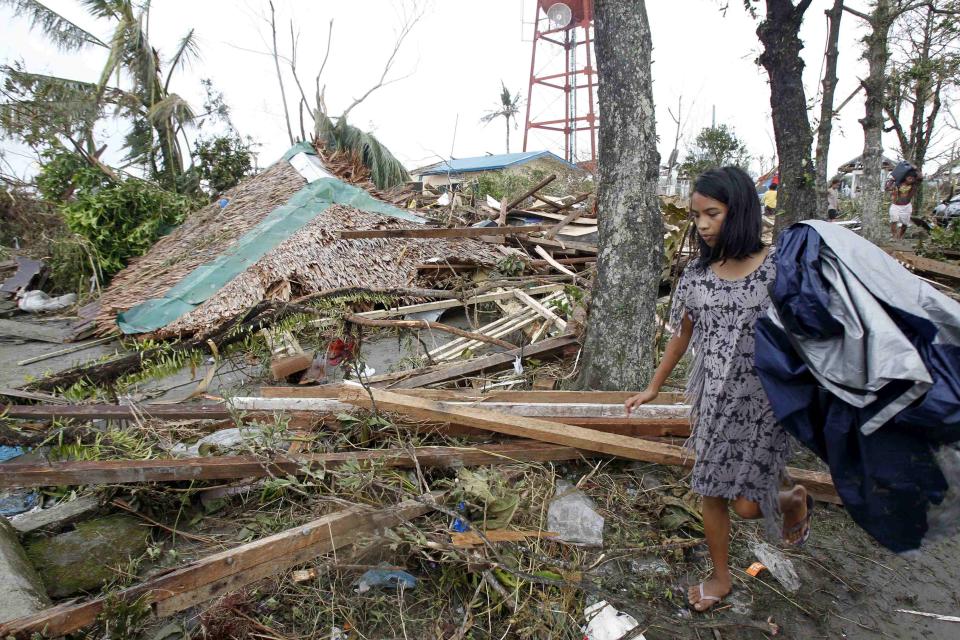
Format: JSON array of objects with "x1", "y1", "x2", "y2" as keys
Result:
[
  {"x1": 576, "y1": 0, "x2": 662, "y2": 391},
  {"x1": 814, "y1": 0, "x2": 844, "y2": 220},
  {"x1": 859, "y1": 0, "x2": 894, "y2": 245},
  {"x1": 758, "y1": 0, "x2": 819, "y2": 237}
]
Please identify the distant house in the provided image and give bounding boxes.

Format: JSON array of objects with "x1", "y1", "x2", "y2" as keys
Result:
[
  {"x1": 837, "y1": 154, "x2": 896, "y2": 198},
  {"x1": 411, "y1": 151, "x2": 585, "y2": 190}
]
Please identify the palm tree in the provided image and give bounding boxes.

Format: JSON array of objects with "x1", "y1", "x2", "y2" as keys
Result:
[
  {"x1": 0, "y1": 0, "x2": 199, "y2": 190},
  {"x1": 481, "y1": 82, "x2": 522, "y2": 154}
]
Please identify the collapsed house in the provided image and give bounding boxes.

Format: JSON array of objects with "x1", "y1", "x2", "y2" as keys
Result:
[{"x1": 95, "y1": 143, "x2": 506, "y2": 338}]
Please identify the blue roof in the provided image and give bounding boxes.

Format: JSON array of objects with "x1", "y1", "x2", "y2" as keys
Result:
[{"x1": 415, "y1": 151, "x2": 577, "y2": 176}]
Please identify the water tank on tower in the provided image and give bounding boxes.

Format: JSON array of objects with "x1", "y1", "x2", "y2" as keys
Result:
[{"x1": 523, "y1": 0, "x2": 598, "y2": 165}]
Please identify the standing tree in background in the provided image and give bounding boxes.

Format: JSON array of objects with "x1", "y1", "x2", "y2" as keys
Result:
[
  {"x1": 577, "y1": 0, "x2": 663, "y2": 390},
  {"x1": 885, "y1": 1, "x2": 960, "y2": 214},
  {"x1": 813, "y1": 0, "x2": 845, "y2": 220},
  {"x1": 679, "y1": 124, "x2": 752, "y2": 179},
  {"x1": 756, "y1": 0, "x2": 820, "y2": 235},
  {"x1": 481, "y1": 82, "x2": 523, "y2": 154}
]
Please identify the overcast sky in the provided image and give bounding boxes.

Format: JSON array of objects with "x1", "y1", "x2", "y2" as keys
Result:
[{"x1": 0, "y1": 0, "x2": 940, "y2": 180}]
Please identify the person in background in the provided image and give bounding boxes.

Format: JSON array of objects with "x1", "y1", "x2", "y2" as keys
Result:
[
  {"x1": 827, "y1": 178, "x2": 841, "y2": 221},
  {"x1": 762, "y1": 182, "x2": 778, "y2": 217},
  {"x1": 885, "y1": 168, "x2": 922, "y2": 240}
]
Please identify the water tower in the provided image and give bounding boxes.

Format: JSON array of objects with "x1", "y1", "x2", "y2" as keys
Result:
[{"x1": 522, "y1": 0, "x2": 598, "y2": 166}]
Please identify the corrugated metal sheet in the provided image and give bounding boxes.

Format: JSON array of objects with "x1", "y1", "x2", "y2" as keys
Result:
[{"x1": 414, "y1": 151, "x2": 576, "y2": 176}]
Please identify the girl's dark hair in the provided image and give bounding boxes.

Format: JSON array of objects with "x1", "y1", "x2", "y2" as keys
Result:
[{"x1": 691, "y1": 166, "x2": 763, "y2": 269}]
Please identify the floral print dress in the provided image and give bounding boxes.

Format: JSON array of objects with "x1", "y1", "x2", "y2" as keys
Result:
[{"x1": 669, "y1": 248, "x2": 789, "y2": 534}]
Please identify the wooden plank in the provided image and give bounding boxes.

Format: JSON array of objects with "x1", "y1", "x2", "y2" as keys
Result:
[
  {"x1": 390, "y1": 334, "x2": 578, "y2": 389},
  {"x1": 1, "y1": 404, "x2": 232, "y2": 421},
  {"x1": 16, "y1": 336, "x2": 117, "y2": 366},
  {"x1": 514, "y1": 290, "x2": 567, "y2": 331},
  {"x1": 258, "y1": 385, "x2": 687, "y2": 405},
  {"x1": 895, "y1": 251, "x2": 960, "y2": 280},
  {"x1": 310, "y1": 284, "x2": 562, "y2": 326},
  {"x1": 521, "y1": 210, "x2": 597, "y2": 225},
  {"x1": 8, "y1": 495, "x2": 100, "y2": 534},
  {"x1": 451, "y1": 530, "x2": 558, "y2": 547},
  {"x1": 0, "y1": 497, "x2": 435, "y2": 639},
  {"x1": 339, "y1": 225, "x2": 553, "y2": 240},
  {"x1": 534, "y1": 245, "x2": 584, "y2": 282},
  {"x1": 545, "y1": 206, "x2": 591, "y2": 240},
  {"x1": 0, "y1": 319, "x2": 70, "y2": 343},
  {"x1": 0, "y1": 442, "x2": 583, "y2": 488},
  {"x1": 518, "y1": 234, "x2": 599, "y2": 254},
  {"x1": 339, "y1": 387, "x2": 840, "y2": 504}
]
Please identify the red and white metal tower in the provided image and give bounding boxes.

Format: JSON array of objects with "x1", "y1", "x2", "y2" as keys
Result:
[{"x1": 522, "y1": 0, "x2": 598, "y2": 166}]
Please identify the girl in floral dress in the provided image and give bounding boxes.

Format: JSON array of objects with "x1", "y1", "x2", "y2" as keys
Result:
[{"x1": 625, "y1": 166, "x2": 812, "y2": 612}]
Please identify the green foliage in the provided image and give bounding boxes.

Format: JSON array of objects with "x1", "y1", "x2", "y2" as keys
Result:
[
  {"x1": 314, "y1": 111, "x2": 410, "y2": 189},
  {"x1": 922, "y1": 219, "x2": 960, "y2": 258},
  {"x1": 679, "y1": 124, "x2": 751, "y2": 180},
  {"x1": 35, "y1": 148, "x2": 110, "y2": 201},
  {"x1": 62, "y1": 177, "x2": 192, "y2": 276},
  {"x1": 193, "y1": 134, "x2": 255, "y2": 195}
]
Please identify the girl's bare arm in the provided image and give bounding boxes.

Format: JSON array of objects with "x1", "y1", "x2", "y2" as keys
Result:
[{"x1": 625, "y1": 313, "x2": 693, "y2": 413}]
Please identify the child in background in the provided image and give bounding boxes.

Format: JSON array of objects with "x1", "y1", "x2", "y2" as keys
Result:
[
  {"x1": 827, "y1": 178, "x2": 841, "y2": 220},
  {"x1": 762, "y1": 182, "x2": 777, "y2": 216},
  {"x1": 625, "y1": 166, "x2": 811, "y2": 613}
]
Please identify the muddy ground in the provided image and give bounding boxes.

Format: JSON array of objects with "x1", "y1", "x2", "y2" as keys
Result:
[{"x1": 2, "y1": 312, "x2": 960, "y2": 639}]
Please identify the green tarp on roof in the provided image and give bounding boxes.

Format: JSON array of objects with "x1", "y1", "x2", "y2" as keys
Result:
[{"x1": 117, "y1": 149, "x2": 421, "y2": 335}]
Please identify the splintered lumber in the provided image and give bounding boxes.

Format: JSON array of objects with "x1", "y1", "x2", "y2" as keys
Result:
[
  {"x1": 390, "y1": 334, "x2": 578, "y2": 389},
  {"x1": 894, "y1": 251, "x2": 960, "y2": 280},
  {"x1": 259, "y1": 385, "x2": 687, "y2": 405},
  {"x1": 534, "y1": 245, "x2": 582, "y2": 281},
  {"x1": 310, "y1": 284, "x2": 563, "y2": 328},
  {"x1": 520, "y1": 235, "x2": 598, "y2": 254},
  {"x1": 0, "y1": 319, "x2": 70, "y2": 344},
  {"x1": 343, "y1": 313, "x2": 518, "y2": 350},
  {"x1": 0, "y1": 497, "x2": 437, "y2": 639},
  {"x1": 514, "y1": 289, "x2": 567, "y2": 331},
  {"x1": 339, "y1": 225, "x2": 553, "y2": 240},
  {"x1": 487, "y1": 175, "x2": 558, "y2": 221},
  {"x1": 545, "y1": 203, "x2": 591, "y2": 240},
  {"x1": 339, "y1": 387, "x2": 839, "y2": 504},
  {"x1": 1, "y1": 404, "x2": 232, "y2": 421},
  {"x1": 0, "y1": 442, "x2": 582, "y2": 489}
]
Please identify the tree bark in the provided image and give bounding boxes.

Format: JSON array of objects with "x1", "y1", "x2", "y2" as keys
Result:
[
  {"x1": 758, "y1": 0, "x2": 819, "y2": 236},
  {"x1": 814, "y1": 0, "x2": 844, "y2": 220},
  {"x1": 859, "y1": 0, "x2": 894, "y2": 245},
  {"x1": 576, "y1": 0, "x2": 662, "y2": 391}
]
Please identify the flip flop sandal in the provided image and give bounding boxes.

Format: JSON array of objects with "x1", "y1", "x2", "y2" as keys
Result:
[
  {"x1": 690, "y1": 582, "x2": 724, "y2": 612},
  {"x1": 783, "y1": 494, "x2": 814, "y2": 547}
]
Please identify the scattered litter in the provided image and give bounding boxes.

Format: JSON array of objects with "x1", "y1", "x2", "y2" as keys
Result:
[
  {"x1": 0, "y1": 445, "x2": 25, "y2": 463},
  {"x1": 169, "y1": 426, "x2": 284, "y2": 458},
  {"x1": 631, "y1": 557, "x2": 671, "y2": 577},
  {"x1": 746, "y1": 561, "x2": 767, "y2": 577},
  {"x1": 0, "y1": 488, "x2": 40, "y2": 517},
  {"x1": 896, "y1": 609, "x2": 960, "y2": 623},
  {"x1": 749, "y1": 541, "x2": 800, "y2": 592},
  {"x1": 16, "y1": 290, "x2": 77, "y2": 312},
  {"x1": 356, "y1": 568, "x2": 418, "y2": 593},
  {"x1": 547, "y1": 480, "x2": 604, "y2": 546},
  {"x1": 582, "y1": 601, "x2": 642, "y2": 640}
]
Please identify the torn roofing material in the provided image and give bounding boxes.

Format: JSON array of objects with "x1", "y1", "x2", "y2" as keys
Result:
[
  {"x1": 98, "y1": 144, "x2": 502, "y2": 337},
  {"x1": 412, "y1": 151, "x2": 579, "y2": 177}
]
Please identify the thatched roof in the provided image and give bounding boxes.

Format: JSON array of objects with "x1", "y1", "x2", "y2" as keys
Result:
[
  {"x1": 96, "y1": 160, "x2": 307, "y2": 334},
  {"x1": 95, "y1": 151, "x2": 502, "y2": 338},
  {"x1": 155, "y1": 204, "x2": 502, "y2": 338}
]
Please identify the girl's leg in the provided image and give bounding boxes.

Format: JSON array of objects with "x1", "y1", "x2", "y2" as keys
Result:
[
  {"x1": 730, "y1": 486, "x2": 809, "y2": 544},
  {"x1": 688, "y1": 495, "x2": 733, "y2": 611}
]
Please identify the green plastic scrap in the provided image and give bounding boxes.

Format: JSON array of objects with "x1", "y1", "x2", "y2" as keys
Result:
[{"x1": 117, "y1": 175, "x2": 424, "y2": 334}]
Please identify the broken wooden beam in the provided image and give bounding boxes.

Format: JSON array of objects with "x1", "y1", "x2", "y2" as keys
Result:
[
  {"x1": 0, "y1": 442, "x2": 584, "y2": 489},
  {"x1": 339, "y1": 225, "x2": 553, "y2": 240},
  {"x1": 258, "y1": 385, "x2": 687, "y2": 405},
  {"x1": 339, "y1": 387, "x2": 840, "y2": 504},
  {"x1": 0, "y1": 404, "x2": 232, "y2": 421},
  {"x1": 389, "y1": 334, "x2": 578, "y2": 389},
  {"x1": 342, "y1": 313, "x2": 517, "y2": 350},
  {"x1": 0, "y1": 496, "x2": 437, "y2": 639},
  {"x1": 894, "y1": 251, "x2": 960, "y2": 280},
  {"x1": 514, "y1": 289, "x2": 567, "y2": 332}
]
